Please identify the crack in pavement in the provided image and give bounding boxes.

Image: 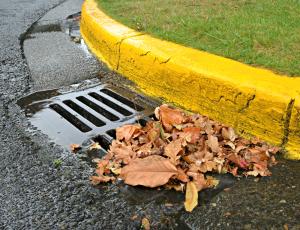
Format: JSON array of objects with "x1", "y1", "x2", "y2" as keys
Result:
[{"x1": 115, "y1": 33, "x2": 145, "y2": 71}]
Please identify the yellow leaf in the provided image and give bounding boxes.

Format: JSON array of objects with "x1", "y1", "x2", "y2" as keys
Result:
[
  {"x1": 111, "y1": 167, "x2": 121, "y2": 175},
  {"x1": 141, "y1": 217, "x2": 150, "y2": 230},
  {"x1": 184, "y1": 181, "x2": 198, "y2": 212},
  {"x1": 89, "y1": 142, "x2": 101, "y2": 150},
  {"x1": 206, "y1": 176, "x2": 220, "y2": 188}
]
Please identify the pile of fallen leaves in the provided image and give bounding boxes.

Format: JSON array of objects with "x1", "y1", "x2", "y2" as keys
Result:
[{"x1": 90, "y1": 104, "x2": 279, "y2": 212}]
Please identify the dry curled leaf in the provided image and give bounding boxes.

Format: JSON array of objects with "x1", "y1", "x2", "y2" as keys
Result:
[
  {"x1": 159, "y1": 104, "x2": 185, "y2": 131},
  {"x1": 120, "y1": 155, "x2": 178, "y2": 188},
  {"x1": 164, "y1": 138, "x2": 183, "y2": 165},
  {"x1": 89, "y1": 104, "x2": 279, "y2": 212},
  {"x1": 116, "y1": 124, "x2": 142, "y2": 142},
  {"x1": 222, "y1": 127, "x2": 236, "y2": 141},
  {"x1": 184, "y1": 181, "x2": 198, "y2": 212},
  {"x1": 207, "y1": 135, "x2": 219, "y2": 153},
  {"x1": 109, "y1": 141, "x2": 136, "y2": 164},
  {"x1": 182, "y1": 127, "x2": 201, "y2": 144}
]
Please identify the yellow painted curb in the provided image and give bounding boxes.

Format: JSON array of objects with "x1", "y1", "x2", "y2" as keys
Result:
[{"x1": 80, "y1": 0, "x2": 300, "y2": 160}]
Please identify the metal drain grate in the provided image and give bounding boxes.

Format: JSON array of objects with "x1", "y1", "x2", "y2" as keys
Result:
[{"x1": 21, "y1": 84, "x2": 157, "y2": 148}]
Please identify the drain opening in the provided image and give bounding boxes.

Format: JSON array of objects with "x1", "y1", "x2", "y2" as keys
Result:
[
  {"x1": 106, "y1": 129, "x2": 116, "y2": 139},
  {"x1": 149, "y1": 114, "x2": 158, "y2": 121},
  {"x1": 76, "y1": 96, "x2": 119, "y2": 121},
  {"x1": 63, "y1": 100, "x2": 105, "y2": 127},
  {"x1": 136, "y1": 118, "x2": 148, "y2": 127},
  {"x1": 93, "y1": 135, "x2": 111, "y2": 151},
  {"x1": 101, "y1": 89, "x2": 144, "y2": 111},
  {"x1": 21, "y1": 84, "x2": 158, "y2": 148},
  {"x1": 50, "y1": 104, "x2": 92, "y2": 132},
  {"x1": 89, "y1": 92, "x2": 133, "y2": 116}
]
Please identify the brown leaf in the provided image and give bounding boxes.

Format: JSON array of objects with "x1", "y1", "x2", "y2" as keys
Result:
[
  {"x1": 182, "y1": 127, "x2": 201, "y2": 144},
  {"x1": 184, "y1": 181, "x2": 198, "y2": 212},
  {"x1": 235, "y1": 144, "x2": 247, "y2": 153},
  {"x1": 164, "y1": 138, "x2": 183, "y2": 165},
  {"x1": 187, "y1": 172, "x2": 207, "y2": 191},
  {"x1": 91, "y1": 159, "x2": 115, "y2": 185},
  {"x1": 110, "y1": 142, "x2": 136, "y2": 164},
  {"x1": 207, "y1": 135, "x2": 219, "y2": 153},
  {"x1": 246, "y1": 163, "x2": 271, "y2": 177},
  {"x1": 120, "y1": 155, "x2": 178, "y2": 188},
  {"x1": 147, "y1": 126, "x2": 160, "y2": 142},
  {"x1": 176, "y1": 167, "x2": 189, "y2": 182},
  {"x1": 269, "y1": 146, "x2": 281, "y2": 154},
  {"x1": 222, "y1": 127, "x2": 236, "y2": 141},
  {"x1": 116, "y1": 124, "x2": 142, "y2": 142},
  {"x1": 70, "y1": 144, "x2": 81, "y2": 152},
  {"x1": 90, "y1": 175, "x2": 114, "y2": 185},
  {"x1": 230, "y1": 166, "x2": 239, "y2": 176},
  {"x1": 227, "y1": 153, "x2": 249, "y2": 169},
  {"x1": 159, "y1": 104, "x2": 185, "y2": 131}
]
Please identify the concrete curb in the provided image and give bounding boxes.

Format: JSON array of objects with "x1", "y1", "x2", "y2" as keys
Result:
[{"x1": 80, "y1": 0, "x2": 300, "y2": 160}]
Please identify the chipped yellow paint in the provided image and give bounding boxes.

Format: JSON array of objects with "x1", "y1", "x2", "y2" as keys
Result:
[{"x1": 81, "y1": 0, "x2": 300, "y2": 160}]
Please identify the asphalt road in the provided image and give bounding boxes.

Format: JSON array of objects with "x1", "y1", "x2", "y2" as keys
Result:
[
  {"x1": 24, "y1": 0, "x2": 101, "y2": 91},
  {"x1": 0, "y1": 0, "x2": 299, "y2": 229}
]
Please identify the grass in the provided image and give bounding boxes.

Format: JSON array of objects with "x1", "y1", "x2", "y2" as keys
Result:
[{"x1": 96, "y1": 0, "x2": 300, "y2": 76}]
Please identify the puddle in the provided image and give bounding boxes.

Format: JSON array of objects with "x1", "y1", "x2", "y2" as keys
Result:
[
  {"x1": 31, "y1": 23, "x2": 62, "y2": 33},
  {"x1": 118, "y1": 174, "x2": 236, "y2": 206}
]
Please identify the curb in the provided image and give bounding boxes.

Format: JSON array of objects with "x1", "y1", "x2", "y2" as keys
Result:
[{"x1": 80, "y1": 0, "x2": 300, "y2": 160}]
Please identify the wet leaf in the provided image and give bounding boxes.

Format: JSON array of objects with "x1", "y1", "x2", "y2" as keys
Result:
[
  {"x1": 70, "y1": 143, "x2": 81, "y2": 152},
  {"x1": 165, "y1": 183, "x2": 185, "y2": 192},
  {"x1": 90, "y1": 175, "x2": 114, "y2": 185},
  {"x1": 184, "y1": 181, "x2": 198, "y2": 212},
  {"x1": 89, "y1": 142, "x2": 101, "y2": 150},
  {"x1": 120, "y1": 155, "x2": 178, "y2": 187},
  {"x1": 141, "y1": 217, "x2": 150, "y2": 230},
  {"x1": 206, "y1": 176, "x2": 219, "y2": 188}
]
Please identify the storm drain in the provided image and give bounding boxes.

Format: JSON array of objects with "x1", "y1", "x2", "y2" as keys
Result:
[{"x1": 18, "y1": 84, "x2": 157, "y2": 148}]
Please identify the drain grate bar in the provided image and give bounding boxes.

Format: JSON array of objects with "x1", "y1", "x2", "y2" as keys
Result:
[
  {"x1": 63, "y1": 100, "x2": 106, "y2": 127},
  {"x1": 89, "y1": 92, "x2": 133, "y2": 116},
  {"x1": 53, "y1": 101, "x2": 102, "y2": 130},
  {"x1": 76, "y1": 96, "x2": 119, "y2": 121},
  {"x1": 50, "y1": 103, "x2": 92, "y2": 132},
  {"x1": 100, "y1": 88, "x2": 144, "y2": 111},
  {"x1": 72, "y1": 97, "x2": 116, "y2": 123}
]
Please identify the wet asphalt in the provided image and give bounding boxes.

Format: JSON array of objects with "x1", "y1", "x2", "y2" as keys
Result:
[{"x1": 0, "y1": 0, "x2": 299, "y2": 229}]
